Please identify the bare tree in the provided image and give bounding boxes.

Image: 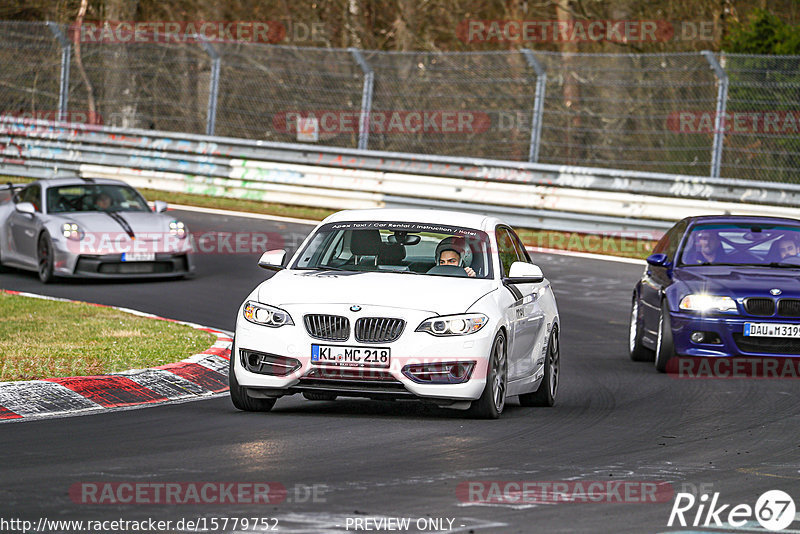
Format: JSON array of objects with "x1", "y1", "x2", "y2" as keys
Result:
[{"x1": 73, "y1": 0, "x2": 99, "y2": 124}]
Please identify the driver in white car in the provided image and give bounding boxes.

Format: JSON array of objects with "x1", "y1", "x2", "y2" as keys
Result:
[{"x1": 436, "y1": 236, "x2": 476, "y2": 277}]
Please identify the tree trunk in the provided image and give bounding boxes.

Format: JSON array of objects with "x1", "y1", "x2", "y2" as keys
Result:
[
  {"x1": 103, "y1": 0, "x2": 139, "y2": 128},
  {"x1": 556, "y1": 0, "x2": 580, "y2": 164}
]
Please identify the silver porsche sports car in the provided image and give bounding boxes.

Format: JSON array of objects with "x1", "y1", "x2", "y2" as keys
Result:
[{"x1": 0, "y1": 178, "x2": 194, "y2": 282}]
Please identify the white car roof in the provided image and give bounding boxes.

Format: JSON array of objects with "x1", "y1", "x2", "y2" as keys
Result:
[{"x1": 321, "y1": 208, "x2": 503, "y2": 232}]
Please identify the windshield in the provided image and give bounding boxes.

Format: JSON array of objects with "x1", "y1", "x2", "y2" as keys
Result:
[
  {"x1": 46, "y1": 184, "x2": 150, "y2": 214},
  {"x1": 679, "y1": 223, "x2": 800, "y2": 267},
  {"x1": 292, "y1": 221, "x2": 494, "y2": 279}
]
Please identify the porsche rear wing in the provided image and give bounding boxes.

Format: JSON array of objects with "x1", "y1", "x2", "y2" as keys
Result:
[{"x1": 0, "y1": 182, "x2": 25, "y2": 202}]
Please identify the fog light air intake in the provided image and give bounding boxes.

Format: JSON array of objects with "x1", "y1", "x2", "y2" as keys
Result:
[
  {"x1": 690, "y1": 331, "x2": 721, "y2": 344},
  {"x1": 241, "y1": 350, "x2": 301, "y2": 376},
  {"x1": 402, "y1": 361, "x2": 476, "y2": 384}
]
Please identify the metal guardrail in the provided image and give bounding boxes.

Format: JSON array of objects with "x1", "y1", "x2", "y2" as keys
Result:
[{"x1": 1, "y1": 116, "x2": 799, "y2": 235}]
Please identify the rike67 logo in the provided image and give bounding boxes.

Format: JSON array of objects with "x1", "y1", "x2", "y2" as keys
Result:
[{"x1": 668, "y1": 490, "x2": 796, "y2": 531}]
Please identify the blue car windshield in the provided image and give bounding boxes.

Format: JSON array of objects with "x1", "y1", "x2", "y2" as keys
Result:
[{"x1": 679, "y1": 223, "x2": 800, "y2": 267}]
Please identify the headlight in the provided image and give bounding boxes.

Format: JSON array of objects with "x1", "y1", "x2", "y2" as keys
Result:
[
  {"x1": 415, "y1": 313, "x2": 488, "y2": 336},
  {"x1": 679, "y1": 294, "x2": 738, "y2": 313},
  {"x1": 61, "y1": 223, "x2": 83, "y2": 241},
  {"x1": 169, "y1": 220, "x2": 186, "y2": 239},
  {"x1": 243, "y1": 301, "x2": 294, "y2": 327}
]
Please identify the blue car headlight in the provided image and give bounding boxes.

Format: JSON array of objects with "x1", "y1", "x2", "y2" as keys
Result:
[
  {"x1": 679, "y1": 294, "x2": 738, "y2": 314},
  {"x1": 243, "y1": 301, "x2": 294, "y2": 327},
  {"x1": 416, "y1": 313, "x2": 488, "y2": 336}
]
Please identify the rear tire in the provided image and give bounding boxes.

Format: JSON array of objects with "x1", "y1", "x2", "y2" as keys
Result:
[
  {"x1": 629, "y1": 296, "x2": 654, "y2": 362},
  {"x1": 520, "y1": 326, "x2": 559, "y2": 407},
  {"x1": 654, "y1": 300, "x2": 675, "y2": 373},
  {"x1": 229, "y1": 347, "x2": 276, "y2": 412},
  {"x1": 37, "y1": 233, "x2": 55, "y2": 284},
  {"x1": 469, "y1": 331, "x2": 507, "y2": 419}
]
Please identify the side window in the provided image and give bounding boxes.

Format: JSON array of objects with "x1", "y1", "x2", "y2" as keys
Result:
[
  {"x1": 18, "y1": 185, "x2": 41, "y2": 212},
  {"x1": 496, "y1": 227, "x2": 521, "y2": 277},
  {"x1": 665, "y1": 221, "x2": 687, "y2": 260},
  {"x1": 651, "y1": 233, "x2": 670, "y2": 255},
  {"x1": 295, "y1": 231, "x2": 332, "y2": 268},
  {"x1": 652, "y1": 221, "x2": 687, "y2": 260},
  {"x1": 509, "y1": 229, "x2": 531, "y2": 263}
]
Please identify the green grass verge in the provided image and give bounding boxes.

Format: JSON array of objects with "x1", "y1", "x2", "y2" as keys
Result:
[
  {"x1": 140, "y1": 188, "x2": 337, "y2": 221},
  {"x1": 3, "y1": 175, "x2": 654, "y2": 259},
  {"x1": 0, "y1": 292, "x2": 216, "y2": 382}
]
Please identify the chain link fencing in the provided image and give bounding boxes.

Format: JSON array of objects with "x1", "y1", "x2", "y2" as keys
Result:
[{"x1": 0, "y1": 21, "x2": 797, "y2": 182}]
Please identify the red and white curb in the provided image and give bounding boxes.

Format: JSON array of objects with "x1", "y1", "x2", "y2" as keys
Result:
[{"x1": 0, "y1": 290, "x2": 231, "y2": 422}]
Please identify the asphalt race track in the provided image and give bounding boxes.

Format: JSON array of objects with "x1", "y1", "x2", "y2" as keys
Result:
[{"x1": 1, "y1": 209, "x2": 799, "y2": 534}]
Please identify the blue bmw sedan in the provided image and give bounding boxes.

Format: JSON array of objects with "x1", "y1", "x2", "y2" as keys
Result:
[{"x1": 630, "y1": 215, "x2": 800, "y2": 372}]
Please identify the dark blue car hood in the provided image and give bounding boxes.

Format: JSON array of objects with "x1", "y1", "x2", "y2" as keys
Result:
[{"x1": 671, "y1": 265, "x2": 800, "y2": 301}]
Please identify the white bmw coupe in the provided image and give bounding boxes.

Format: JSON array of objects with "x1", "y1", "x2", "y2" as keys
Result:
[{"x1": 230, "y1": 209, "x2": 560, "y2": 418}]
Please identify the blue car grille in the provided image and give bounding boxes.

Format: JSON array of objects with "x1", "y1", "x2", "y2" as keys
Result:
[
  {"x1": 778, "y1": 299, "x2": 800, "y2": 317},
  {"x1": 742, "y1": 298, "x2": 800, "y2": 317},
  {"x1": 744, "y1": 298, "x2": 774, "y2": 316},
  {"x1": 733, "y1": 334, "x2": 800, "y2": 355}
]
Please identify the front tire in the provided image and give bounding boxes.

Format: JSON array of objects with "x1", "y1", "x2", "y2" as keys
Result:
[
  {"x1": 520, "y1": 326, "x2": 560, "y2": 407},
  {"x1": 229, "y1": 347, "x2": 276, "y2": 412},
  {"x1": 37, "y1": 233, "x2": 55, "y2": 284},
  {"x1": 469, "y1": 331, "x2": 508, "y2": 419},
  {"x1": 654, "y1": 300, "x2": 675, "y2": 373},
  {"x1": 629, "y1": 296, "x2": 654, "y2": 362}
]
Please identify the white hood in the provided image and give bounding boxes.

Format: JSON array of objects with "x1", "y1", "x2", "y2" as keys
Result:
[{"x1": 258, "y1": 269, "x2": 496, "y2": 316}]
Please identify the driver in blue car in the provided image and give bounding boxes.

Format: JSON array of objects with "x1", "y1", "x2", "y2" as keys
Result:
[
  {"x1": 686, "y1": 231, "x2": 726, "y2": 264},
  {"x1": 436, "y1": 236, "x2": 476, "y2": 277},
  {"x1": 776, "y1": 235, "x2": 799, "y2": 260}
]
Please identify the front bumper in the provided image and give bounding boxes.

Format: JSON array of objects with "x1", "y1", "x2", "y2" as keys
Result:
[
  {"x1": 53, "y1": 249, "x2": 194, "y2": 279},
  {"x1": 233, "y1": 306, "x2": 496, "y2": 402},
  {"x1": 670, "y1": 311, "x2": 800, "y2": 358}
]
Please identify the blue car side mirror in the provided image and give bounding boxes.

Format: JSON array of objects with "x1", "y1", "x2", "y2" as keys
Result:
[{"x1": 646, "y1": 253, "x2": 670, "y2": 267}]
